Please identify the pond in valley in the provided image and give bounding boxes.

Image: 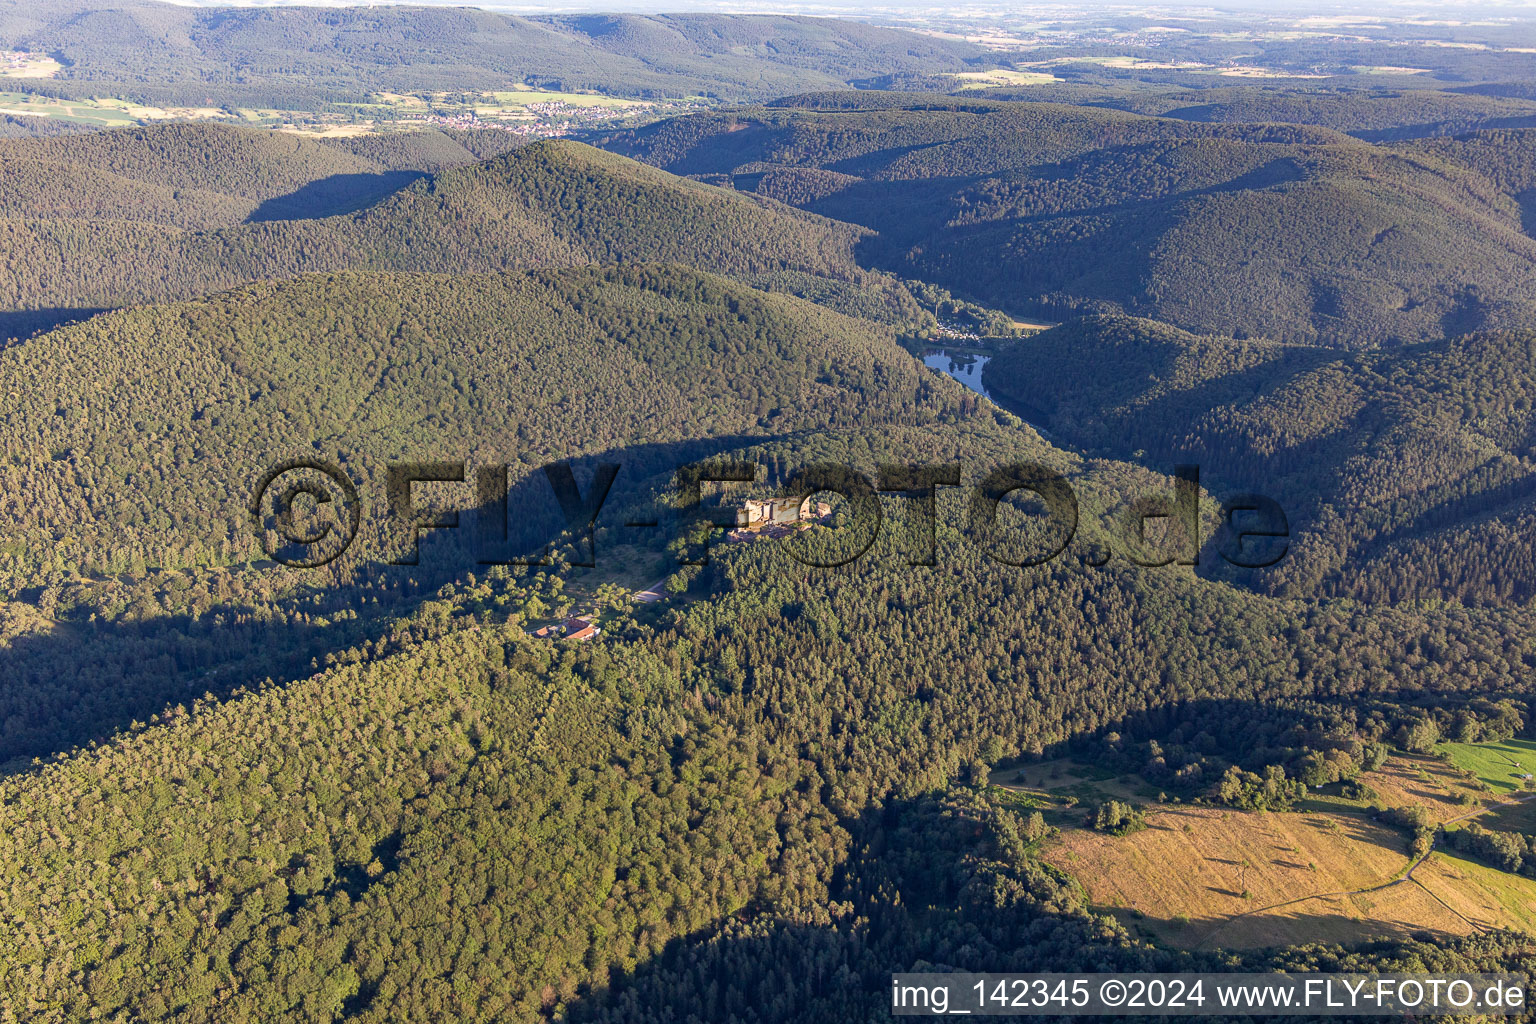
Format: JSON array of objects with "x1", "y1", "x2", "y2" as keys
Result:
[
  {"x1": 921, "y1": 347, "x2": 1052, "y2": 436},
  {"x1": 922, "y1": 348, "x2": 993, "y2": 399}
]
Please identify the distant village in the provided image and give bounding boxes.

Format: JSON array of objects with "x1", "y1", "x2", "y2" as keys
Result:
[
  {"x1": 928, "y1": 319, "x2": 984, "y2": 342},
  {"x1": 395, "y1": 104, "x2": 626, "y2": 139}
]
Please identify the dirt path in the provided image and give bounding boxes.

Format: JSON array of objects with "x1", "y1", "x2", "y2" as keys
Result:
[
  {"x1": 631, "y1": 579, "x2": 668, "y2": 604},
  {"x1": 1195, "y1": 792, "x2": 1536, "y2": 948}
]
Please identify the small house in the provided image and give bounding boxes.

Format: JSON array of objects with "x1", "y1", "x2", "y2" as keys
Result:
[{"x1": 563, "y1": 617, "x2": 600, "y2": 641}]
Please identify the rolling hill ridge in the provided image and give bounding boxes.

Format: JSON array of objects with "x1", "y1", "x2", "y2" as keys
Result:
[
  {"x1": 985, "y1": 314, "x2": 1536, "y2": 602},
  {"x1": 0, "y1": 129, "x2": 923, "y2": 338},
  {"x1": 600, "y1": 93, "x2": 1536, "y2": 347}
]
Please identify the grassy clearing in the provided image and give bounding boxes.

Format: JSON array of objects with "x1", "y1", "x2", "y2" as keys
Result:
[
  {"x1": 1015, "y1": 752, "x2": 1536, "y2": 948},
  {"x1": 0, "y1": 92, "x2": 235, "y2": 127},
  {"x1": 1416, "y1": 852, "x2": 1536, "y2": 933},
  {"x1": 1481, "y1": 798, "x2": 1536, "y2": 834},
  {"x1": 273, "y1": 124, "x2": 374, "y2": 138},
  {"x1": 990, "y1": 758, "x2": 1160, "y2": 814},
  {"x1": 1440, "y1": 739, "x2": 1536, "y2": 794},
  {"x1": 560, "y1": 541, "x2": 671, "y2": 603},
  {"x1": 1040, "y1": 803, "x2": 1423, "y2": 947},
  {"x1": 946, "y1": 69, "x2": 1058, "y2": 90},
  {"x1": 1302, "y1": 752, "x2": 1484, "y2": 823}
]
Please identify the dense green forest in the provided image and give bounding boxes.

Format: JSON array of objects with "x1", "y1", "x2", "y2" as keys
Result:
[
  {"x1": 984, "y1": 315, "x2": 1536, "y2": 605},
  {"x1": 599, "y1": 92, "x2": 1536, "y2": 347},
  {"x1": 0, "y1": 265, "x2": 949, "y2": 592},
  {"x1": 5, "y1": 449, "x2": 1536, "y2": 1019},
  {"x1": 4, "y1": 23, "x2": 1536, "y2": 1021},
  {"x1": 4, "y1": 266, "x2": 1536, "y2": 1018},
  {"x1": 0, "y1": 128, "x2": 923, "y2": 339},
  {"x1": 1034, "y1": 86, "x2": 1536, "y2": 142},
  {"x1": 0, "y1": 1, "x2": 989, "y2": 108},
  {"x1": 0, "y1": 124, "x2": 426, "y2": 229}
]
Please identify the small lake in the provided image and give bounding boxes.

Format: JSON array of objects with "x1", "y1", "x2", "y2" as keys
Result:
[
  {"x1": 921, "y1": 347, "x2": 1051, "y2": 437},
  {"x1": 922, "y1": 349, "x2": 992, "y2": 399}
]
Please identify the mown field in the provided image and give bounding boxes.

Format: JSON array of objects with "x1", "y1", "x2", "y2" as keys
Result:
[
  {"x1": 1009, "y1": 747, "x2": 1536, "y2": 949},
  {"x1": 1440, "y1": 739, "x2": 1536, "y2": 794}
]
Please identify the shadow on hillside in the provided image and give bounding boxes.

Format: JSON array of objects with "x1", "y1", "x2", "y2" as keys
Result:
[
  {"x1": 555, "y1": 788, "x2": 1484, "y2": 1022},
  {"x1": 980, "y1": 324, "x2": 1341, "y2": 467},
  {"x1": 0, "y1": 432, "x2": 766, "y2": 772},
  {"x1": 559, "y1": 904, "x2": 1472, "y2": 1021},
  {"x1": 247, "y1": 171, "x2": 424, "y2": 222},
  {"x1": 981, "y1": 324, "x2": 1536, "y2": 599},
  {"x1": 1351, "y1": 114, "x2": 1536, "y2": 144},
  {"x1": 557, "y1": 793, "x2": 1165, "y2": 1023},
  {"x1": 1132, "y1": 905, "x2": 1467, "y2": 952},
  {"x1": 0, "y1": 307, "x2": 109, "y2": 346}
]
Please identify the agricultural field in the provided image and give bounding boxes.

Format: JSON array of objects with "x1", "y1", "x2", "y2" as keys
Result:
[
  {"x1": 944, "y1": 69, "x2": 1059, "y2": 90},
  {"x1": 1302, "y1": 752, "x2": 1485, "y2": 824},
  {"x1": 1043, "y1": 803, "x2": 1419, "y2": 944},
  {"x1": 1010, "y1": 751, "x2": 1536, "y2": 949},
  {"x1": 1440, "y1": 739, "x2": 1536, "y2": 794},
  {"x1": 0, "y1": 82, "x2": 696, "y2": 137},
  {"x1": 1414, "y1": 852, "x2": 1536, "y2": 934},
  {"x1": 0, "y1": 91, "x2": 229, "y2": 127},
  {"x1": 1482, "y1": 798, "x2": 1536, "y2": 835},
  {"x1": 0, "y1": 92, "x2": 139, "y2": 126}
]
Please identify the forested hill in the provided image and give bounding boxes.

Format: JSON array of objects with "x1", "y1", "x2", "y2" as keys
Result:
[
  {"x1": 1408, "y1": 128, "x2": 1536, "y2": 233},
  {"x1": 0, "y1": 123, "x2": 445, "y2": 229},
  {"x1": 0, "y1": 265, "x2": 956, "y2": 598},
  {"x1": 0, "y1": 0, "x2": 988, "y2": 108},
  {"x1": 0, "y1": 123, "x2": 537, "y2": 229},
  {"x1": 1410, "y1": 128, "x2": 1536, "y2": 189},
  {"x1": 984, "y1": 315, "x2": 1536, "y2": 605},
  {"x1": 7, "y1": 85, "x2": 1536, "y2": 1021},
  {"x1": 1052, "y1": 86, "x2": 1536, "y2": 143},
  {"x1": 4, "y1": 270, "x2": 1536, "y2": 1023},
  {"x1": 0, "y1": 133, "x2": 921, "y2": 336},
  {"x1": 0, "y1": 259, "x2": 998, "y2": 766},
  {"x1": 5, "y1": 553, "x2": 1534, "y2": 1021},
  {"x1": 598, "y1": 92, "x2": 1536, "y2": 348}
]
